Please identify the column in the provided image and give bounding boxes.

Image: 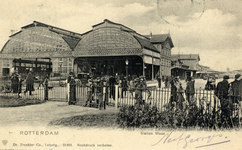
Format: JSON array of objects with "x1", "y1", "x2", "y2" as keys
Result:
[
  {"x1": 152, "y1": 57, "x2": 154, "y2": 80},
  {"x1": 143, "y1": 62, "x2": 145, "y2": 76}
]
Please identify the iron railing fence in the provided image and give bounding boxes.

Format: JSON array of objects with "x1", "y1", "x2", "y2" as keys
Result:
[
  {"x1": 1, "y1": 78, "x2": 240, "y2": 124},
  {"x1": 0, "y1": 82, "x2": 45, "y2": 100}
]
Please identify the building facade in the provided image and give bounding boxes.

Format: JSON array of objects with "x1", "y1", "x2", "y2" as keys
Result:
[
  {"x1": 145, "y1": 34, "x2": 173, "y2": 77},
  {"x1": 0, "y1": 19, "x2": 174, "y2": 80},
  {"x1": 171, "y1": 54, "x2": 200, "y2": 79}
]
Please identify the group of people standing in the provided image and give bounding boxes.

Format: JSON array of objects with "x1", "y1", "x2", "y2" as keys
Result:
[
  {"x1": 9, "y1": 68, "x2": 36, "y2": 97},
  {"x1": 168, "y1": 73, "x2": 242, "y2": 124},
  {"x1": 215, "y1": 74, "x2": 242, "y2": 121},
  {"x1": 83, "y1": 73, "x2": 148, "y2": 107},
  {"x1": 169, "y1": 76, "x2": 195, "y2": 110}
]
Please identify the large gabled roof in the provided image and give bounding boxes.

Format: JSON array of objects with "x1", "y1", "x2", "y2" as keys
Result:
[{"x1": 134, "y1": 36, "x2": 159, "y2": 52}]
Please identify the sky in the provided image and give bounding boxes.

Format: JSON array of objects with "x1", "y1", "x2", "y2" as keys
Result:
[{"x1": 0, "y1": 0, "x2": 241, "y2": 71}]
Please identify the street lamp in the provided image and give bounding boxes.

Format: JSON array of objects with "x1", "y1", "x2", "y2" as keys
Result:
[{"x1": 125, "y1": 59, "x2": 129, "y2": 78}]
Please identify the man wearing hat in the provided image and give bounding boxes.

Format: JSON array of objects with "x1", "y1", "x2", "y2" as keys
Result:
[
  {"x1": 24, "y1": 68, "x2": 35, "y2": 95},
  {"x1": 230, "y1": 74, "x2": 242, "y2": 103},
  {"x1": 134, "y1": 77, "x2": 146, "y2": 105},
  {"x1": 230, "y1": 74, "x2": 242, "y2": 117},
  {"x1": 185, "y1": 76, "x2": 195, "y2": 105},
  {"x1": 215, "y1": 75, "x2": 231, "y2": 120}
]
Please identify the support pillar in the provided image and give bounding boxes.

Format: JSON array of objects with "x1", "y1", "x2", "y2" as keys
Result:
[
  {"x1": 115, "y1": 85, "x2": 119, "y2": 109},
  {"x1": 143, "y1": 62, "x2": 145, "y2": 77}
]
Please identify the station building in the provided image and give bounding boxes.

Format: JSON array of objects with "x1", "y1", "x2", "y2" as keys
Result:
[{"x1": 0, "y1": 19, "x2": 174, "y2": 80}]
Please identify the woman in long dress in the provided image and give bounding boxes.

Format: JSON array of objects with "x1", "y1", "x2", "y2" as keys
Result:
[{"x1": 11, "y1": 73, "x2": 19, "y2": 93}]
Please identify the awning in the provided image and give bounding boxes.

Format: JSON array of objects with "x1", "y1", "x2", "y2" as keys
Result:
[
  {"x1": 171, "y1": 66, "x2": 198, "y2": 71},
  {"x1": 143, "y1": 55, "x2": 160, "y2": 65}
]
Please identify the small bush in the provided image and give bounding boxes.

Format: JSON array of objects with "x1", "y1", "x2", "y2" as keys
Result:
[
  {"x1": 116, "y1": 103, "x2": 159, "y2": 128},
  {"x1": 116, "y1": 101, "x2": 241, "y2": 130}
]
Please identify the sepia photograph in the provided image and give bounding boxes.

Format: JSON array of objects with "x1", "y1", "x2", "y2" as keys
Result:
[{"x1": 0, "y1": 0, "x2": 242, "y2": 149}]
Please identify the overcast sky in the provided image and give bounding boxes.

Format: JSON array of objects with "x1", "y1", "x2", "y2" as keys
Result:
[{"x1": 0, "y1": 0, "x2": 241, "y2": 71}]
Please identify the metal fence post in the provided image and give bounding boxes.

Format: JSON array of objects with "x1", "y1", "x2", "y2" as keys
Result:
[
  {"x1": 44, "y1": 79, "x2": 48, "y2": 100},
  {"x1": 115, "y1": 84, "x2": 118, "y2": 109},
  {"x1": 68, "y1": 79, "x2": 76, "y2": 105},
  {"x1": 103, "y1": 85, "x2": 106, "y2": 110}
]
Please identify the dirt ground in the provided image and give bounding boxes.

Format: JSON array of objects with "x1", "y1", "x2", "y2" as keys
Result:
[{"x1": 0, "y1": 101, "x2": 118, "y2": 127}]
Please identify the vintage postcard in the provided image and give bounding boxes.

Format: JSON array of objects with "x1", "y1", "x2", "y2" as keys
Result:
[{"x1": 0, "y1": 0, "x2": 242, "y2": 150}]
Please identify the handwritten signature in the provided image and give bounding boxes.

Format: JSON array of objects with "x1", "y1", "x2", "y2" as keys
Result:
[{"x1": 151, "y1": 130, "x2": 230, "y2": 149}]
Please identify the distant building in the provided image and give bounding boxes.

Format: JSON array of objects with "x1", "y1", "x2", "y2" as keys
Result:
[
  {"x1": 196, "y1": 65, "x2": 220, "y2": 79},
  {"x1": 171, "y1": 54, "x2": 200, "y2": 79}
]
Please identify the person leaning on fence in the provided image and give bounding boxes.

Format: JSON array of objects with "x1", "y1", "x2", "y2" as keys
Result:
[
  {"x1": 185, "y1": 76, "x2": 195, "y2": 105},
  {"x1": 24, "y1": 68, "x2": 35, "y2": 95},
  {"x1": 215, "y1": 75, "x2": 231, "y2": 121}
]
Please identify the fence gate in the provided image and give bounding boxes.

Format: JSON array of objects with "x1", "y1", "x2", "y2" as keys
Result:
[{"x1": 47, "y1": 80, "x2": 68, "y2": 102}]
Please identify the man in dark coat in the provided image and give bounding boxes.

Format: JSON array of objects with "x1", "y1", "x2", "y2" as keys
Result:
[
  {"x1": 215, "y1": 75, "x2": 231, "y2": 119},
  {"x1": 109, "y1": 75, "x2": 116, "y2": 100},
  {"x1": 169, "y1": 78, "x2": 177, "y2": 108},
  {"x1": 230, "y1": 74, "x2": 242, "y2": 103},
  {"x1": 185, "y1": 76, "x2": 195, "y2": 105},
  {"x1": 24, "y1": 68, "x2": 35, "y2": 95}
]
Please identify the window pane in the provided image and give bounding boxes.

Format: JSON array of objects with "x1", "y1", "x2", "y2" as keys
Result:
[
  {"x1": 63, "y1": 58, "x2": 67, "y2": 66},
  {"x1": 63, "y1": 67, "x2": 67, "y2": 73}
]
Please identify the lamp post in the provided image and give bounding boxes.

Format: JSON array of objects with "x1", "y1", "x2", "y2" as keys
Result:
[{"x1": 125, "y1": 59, "x2": 129, "y2": 78}]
